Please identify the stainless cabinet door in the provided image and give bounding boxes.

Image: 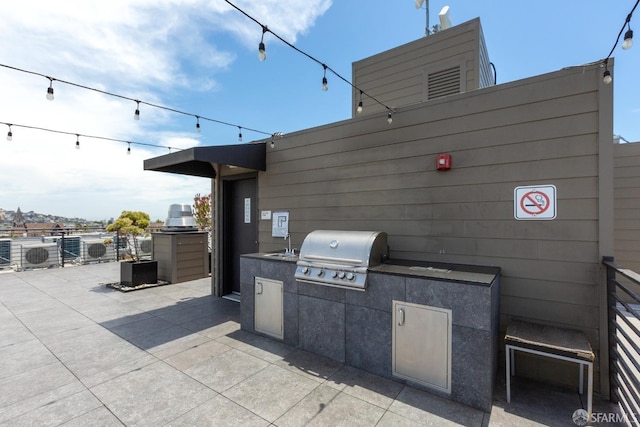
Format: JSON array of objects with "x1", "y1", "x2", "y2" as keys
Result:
[
  {"x1": 392, "y1": 300, "x2": 451, "y2": 393},
  {"x1": 254, "y1": 277, "x2": 283, "y2": 339}
]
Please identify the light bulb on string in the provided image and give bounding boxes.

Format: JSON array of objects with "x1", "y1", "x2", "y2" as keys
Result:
[
  {"x1": 623, "y1": 27, "x2": 633, "y2": 50},
  {"x1": 46, "y1": 78, "x2": 54, "y2": 101},
  {"x1": 602, "y1": 59, "x2": 612, "y2": 85},
  {"x1": 127, "y1": 142, "x2": 131, "y2": 155},
  {"x1": 356, "y1": 91, "x2": 363, "y2": 114},
  {"x1": 321, "y1": 65, "x2": 328, "y2": 91},
  {"x1": 196, "y1": 116, "x2": 201, "y2": 133},
  {"x1": 238, "y1": 127, "x2": 243, "y2": 142},
  {"x1": 75, "y1": 134, "x2": 80, "y2": 150},
  {"x1": 387, "y1": 111, "x2": 393, "y2": 124},
  {"x1": 6, "y1": 124, "x2": 12, "y2": 141},
  {"x1": 134, "y1": 100, "x2": 140, "y2": 121},
  {"x1": 258, "y1": 26, "x2": 268, "y2": 61}
]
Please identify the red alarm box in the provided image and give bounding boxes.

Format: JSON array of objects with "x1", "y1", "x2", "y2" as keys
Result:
[{"x1": 436, "y1": 154, "x2": 451, "y2": 170}]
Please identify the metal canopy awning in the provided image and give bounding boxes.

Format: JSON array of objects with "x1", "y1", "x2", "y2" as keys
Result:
[{"x1": 143, "y1": 143, "x2": 266, "y2": 178}]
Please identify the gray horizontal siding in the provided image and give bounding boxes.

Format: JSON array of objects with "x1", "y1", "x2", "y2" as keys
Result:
[
  {"x1": 614, "y1": 142, "x2": 640, "y2": 271},
  {"x1": 352, "y1": 18, "x2": 484, "y2": 115},
  {"x1": 258, "y1": 63, "x2": 609, "y2": 358}
]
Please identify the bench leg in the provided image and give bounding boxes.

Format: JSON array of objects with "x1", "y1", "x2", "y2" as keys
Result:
[
  {"x1": 579, "y1": 363, "x2": 584, "y2": 395},
  {"x1": 510, "y1": 346, "x2": 515, "y2": 376},
  {"x1": 506, "y1": 345, "x2": 511, "y2": 403},
  {"x1": 587, "y1": 362, "x2": 593, "y2": 419}
]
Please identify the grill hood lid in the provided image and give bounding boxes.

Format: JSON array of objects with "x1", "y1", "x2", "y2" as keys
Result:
[{"x1": 297, "y1": 230, "x2": 389, "y2": 267}]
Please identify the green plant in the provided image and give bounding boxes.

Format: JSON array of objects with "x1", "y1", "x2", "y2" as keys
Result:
[
  {"x1": 193, "y1": 193, "x2": 212, "y2": 251},
  {"x1": 193, "y1": 193, "x2": 211, "y2": 232},
  {"x1": 106, "y1": 211, "x2": 150, "y2": 262}
]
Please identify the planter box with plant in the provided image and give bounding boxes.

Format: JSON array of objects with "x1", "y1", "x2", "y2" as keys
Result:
[{"x1": 107, "y1": 210, "x2": 157, "y2": 286}]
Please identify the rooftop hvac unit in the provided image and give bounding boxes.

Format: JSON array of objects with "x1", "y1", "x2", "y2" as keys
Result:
[
  {"x1": 43, "y1": 236, "x2": 81, "y2": 260},
  {"x1": 60, "y1": 236, "x2": 81, "y2": 260},
  {"x1": 18, "y1": 243, "x2": 58, "y2": 270},
  {"x1": 136, "y1": 237, "x2": 152, "y2": 259},
  {"x1": 0, "y1": 239, "x2": 10, "y2": 268},
  {"x1": 81, "y1": 239, "x2": 115, "y2": 263}
]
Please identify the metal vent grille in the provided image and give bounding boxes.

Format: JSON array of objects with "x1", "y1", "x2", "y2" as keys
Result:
[
  {"x1": 427, "y1": 66, "x2": 460, "y2": 100},
  {"x1": 0, "y1": 240, "x2": 10, "y2": 266},
  {"x1": 87, "y1": 243, "x2": 107, "y2": 258},
  {"x1": 25, "y1": 247, "x2": 49, "y2": 264}
]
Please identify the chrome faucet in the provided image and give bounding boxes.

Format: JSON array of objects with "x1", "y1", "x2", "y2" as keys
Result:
[{"x1": 284, "y1": 233, "x2": 295, "y2": 255}]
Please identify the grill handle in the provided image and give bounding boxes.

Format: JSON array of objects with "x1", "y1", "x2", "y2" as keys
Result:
[
  {"x1": 256, "y1": 282, "x2": 263, "y2": 295},
  {"x1": 397, "y1": 308, "x2": 405, "y2": 326},
  {"x1": 303, "y1": 254, "x2": 363, "y2": 264}
]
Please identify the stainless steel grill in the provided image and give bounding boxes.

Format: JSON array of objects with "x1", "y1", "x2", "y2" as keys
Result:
[{"x1": 295, "y1": 230, "x2": 388, "y2": 291}]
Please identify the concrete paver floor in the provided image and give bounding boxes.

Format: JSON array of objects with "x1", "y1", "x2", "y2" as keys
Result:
[{"x1": 0, "y1": 263, "x2": 624, "y2": 426}]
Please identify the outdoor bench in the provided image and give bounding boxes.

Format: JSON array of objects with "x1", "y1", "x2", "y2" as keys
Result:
[{"x1": 505, "y1": 319, "x2": 595, "y2": 417}]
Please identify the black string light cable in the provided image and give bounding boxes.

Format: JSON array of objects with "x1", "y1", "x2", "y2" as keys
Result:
[
  {"x1": 0, "y1": 63, "x2": 274, "y2": 138},
  {"x1": 224, "y1": 0, "x2": 396, "y2": 121},
  {"x1": 1, "y1": 121, "x2": 182, "y2": 153},
  {"x1": 601, "y1": 0, "x2": 639, "y2": 84}
]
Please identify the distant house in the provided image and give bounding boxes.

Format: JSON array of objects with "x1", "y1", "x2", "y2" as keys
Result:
[
  {"x1": 21, "y1": 222, "x2": 64, "y2": 237},
  {"x1": 146, "y1": 222, "x2": 165, "y2": 234}
]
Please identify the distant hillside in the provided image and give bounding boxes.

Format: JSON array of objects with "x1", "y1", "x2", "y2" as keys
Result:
[{"x1": 0, "y1": 208, "x2": 104, "y2": 227}]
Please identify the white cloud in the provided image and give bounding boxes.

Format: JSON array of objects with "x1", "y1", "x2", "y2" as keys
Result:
[{"x1": 0, "y1": 0, "x2": 331, "y2": 221}]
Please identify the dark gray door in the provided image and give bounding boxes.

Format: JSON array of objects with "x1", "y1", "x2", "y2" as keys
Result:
[{"x1": 223, "y1": 177, "x2": 258, "y2": 295}]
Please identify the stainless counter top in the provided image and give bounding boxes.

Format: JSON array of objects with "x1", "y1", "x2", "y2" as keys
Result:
[
  {"x1": 370, "y1": 260, "x2": 499, "y2": 285},
  {"x1": 242, "y1": 252, "x2": 299, "y2": 262}
]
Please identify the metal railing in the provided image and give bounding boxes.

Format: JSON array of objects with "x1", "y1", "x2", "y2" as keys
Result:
[
  {"x1": 0, "y1": 227, "x2": 118, "y2": 270},
  {"x1": 604, "y1": 257, "x2": 640, "y2": 425}
]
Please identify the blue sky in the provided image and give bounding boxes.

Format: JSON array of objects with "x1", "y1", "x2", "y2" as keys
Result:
[{"x1": 0, "y1": 1, "x2": 637, "y2": 221}]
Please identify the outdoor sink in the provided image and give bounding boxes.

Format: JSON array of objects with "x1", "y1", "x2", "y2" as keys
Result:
[{"x1": 262, "y1": 252, "x2": 298, "y2": 260}]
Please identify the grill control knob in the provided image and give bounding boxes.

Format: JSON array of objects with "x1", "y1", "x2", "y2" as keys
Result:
[
  {"x1": 338, "y1": 272, "x2": 346, "y2": 279},
  {"x1": 317, "y1": 270, "x2": 324, "y2": 277},
  {"x1": 332, "y1": 271, "x2": 338, "y2": 278},
  {"x1": 346, "y1": 272, "x2": 355, "y2": 281},
  {"x1": 302, "y1": 267, "x2": 310, "y2": 275}
]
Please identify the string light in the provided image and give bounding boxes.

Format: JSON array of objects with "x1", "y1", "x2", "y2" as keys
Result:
[
  {"x1": 387, "y1": 112, "x2": 393, "y2": 124},
  {"x1": 238, "y1": 126, "x2": 242, "y2": 142},
  {"x1": 601, "y1": 1, "x2": 639, "y2": 84},
  {"x1": 270, "y1": 131, "x2": 285, "y2": 148},
  {"x1": 356, "y1": 91, "x2": 363, "y2": 114},
  {"x1": 322, "y1": 64, "x2": 328, "y2": 91},
  {"x1": 127, "y1": 142, "x2": 131, "y2": 155},
  {"x1": 133, "y1": 100, "x2": 140, "y2": 121},
  {"x1": 46, "y1": 77, "x2": 54, "y2": 101},
  {"x1": 0, "y1": 64, "x2": 275, "y2": 140},
  {"x1": 623, "y1": 23, "x2": 634, "y2": 50},
  {"x1": 258, "y1": 26, "x2": 267, "y2": 61},
  {"x1": 603, "y1": 66, "x2": 612, "y2": 85},
  {"x1": 195, "y1": 115, "x2": 201, "y2": 133},
  {"x1": 1, "y1": 121, "x2": 183, "y2": 154},
  {"x1": 6, "y1": 124, "x2": 12, "y2": 141},
  {"x1": 224, "y1": 0, "x2": 395, "y2": 124}
]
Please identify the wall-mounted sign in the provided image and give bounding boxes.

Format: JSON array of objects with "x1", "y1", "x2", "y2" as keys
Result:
[
  {"x1": 244, "y1": 198, "x2": 251, "y2": 224},
  {"x1": 514, "y1": 185, "x2": 557, "y2": 220},
  {"x1": 272, "y1": 211, "x2": 289, "y2": 237},
  {"x1": 261, "y1": 210, "x2": 272, "y2": 220}
]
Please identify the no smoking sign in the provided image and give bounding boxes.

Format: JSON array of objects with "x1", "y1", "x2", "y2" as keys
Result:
[{"x1": 514, "y1": 185, "x2": 557, "y2": 220}]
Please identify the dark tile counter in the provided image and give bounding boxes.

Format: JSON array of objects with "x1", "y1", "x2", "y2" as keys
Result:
[{"x1": 240, "y1": 254, "x2": 500, "y2": 412}]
